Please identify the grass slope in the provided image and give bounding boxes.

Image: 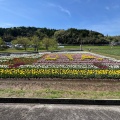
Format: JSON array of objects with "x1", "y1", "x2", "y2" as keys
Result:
[{"x1": 0, "y1": 79, "x2": 120, "y2": 99}]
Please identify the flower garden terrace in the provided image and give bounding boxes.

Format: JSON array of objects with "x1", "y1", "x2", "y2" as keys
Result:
[
  {"x1": 33, "y1": 52, "x2": 120, "y2": 69},
  {"x1": 0, "y1": 52, "x2": 120, "y2": 69},
  {"x1": 0, "y1": 52, "x2": 120, "y2": 79}
]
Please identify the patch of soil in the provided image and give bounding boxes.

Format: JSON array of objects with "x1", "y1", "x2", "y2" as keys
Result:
[{"x1": 0, "y1": 78, "x2": 120, "y2": 91}]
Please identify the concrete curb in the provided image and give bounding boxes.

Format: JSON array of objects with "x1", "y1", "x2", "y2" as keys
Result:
[{"x1": 0, "y1": 98, "x2": 120, "y2": 105}]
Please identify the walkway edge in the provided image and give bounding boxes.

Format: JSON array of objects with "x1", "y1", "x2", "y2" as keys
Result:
[{"x1": 0, "y1": 98, "x2": 120, "y2": 105}]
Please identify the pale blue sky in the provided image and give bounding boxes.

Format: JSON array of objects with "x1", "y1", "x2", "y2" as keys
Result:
[{"x1": 0, "y1": 0, "x2": 120, "y2": 36}]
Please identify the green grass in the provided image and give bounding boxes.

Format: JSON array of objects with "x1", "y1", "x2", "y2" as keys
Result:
[
  {"x1": 0, "y1": 89, "x2": 25, "y2": 97},
  {"x1": 0, "y1": 47, "x2": 47, "y2": 53},
  {"x1": 0, "y1": 48, "x2": 33, "y2": 53},
  {"x1": 63, "y1": 45, "x2": 120, "y2": 60},
  {"x1": 0, "y1": 45, "x2": 120, "y2": 59},
  {"x1": 0, "y1": 88, "x2": 120, "y2": 99}
]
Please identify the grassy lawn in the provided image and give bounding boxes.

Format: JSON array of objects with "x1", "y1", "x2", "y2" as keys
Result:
[
  {"x1": 84, "y1": 46, "x2": 120, "y2": 60},
  {"x1": 0, "y1": 47, "x2": 46, "y2": 53},
  {"x1": 0, "y1": 48, "x2": 33, "y2": 53},
  {"x1": 0, "y1": 88, "x2": 120, "y2": 99},
  {"x1": 63, "y1": 45, "x2": 120, "y2": 60}
]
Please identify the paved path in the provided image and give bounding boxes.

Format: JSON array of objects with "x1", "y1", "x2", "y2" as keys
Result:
[{"x1": 0, "y1": 103, "x2": 120, "y2": 120}]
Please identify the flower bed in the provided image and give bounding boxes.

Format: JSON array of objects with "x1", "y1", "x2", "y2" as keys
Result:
[
  {"x1": 0, "y1": 52, "x2": 120, "y2": 79},
  {"x1": 34, "y1": 53, "x2": 120, "y2": 69},
  {"x1": 0, "y1": 68, "x2": 120, "y2": 79}
]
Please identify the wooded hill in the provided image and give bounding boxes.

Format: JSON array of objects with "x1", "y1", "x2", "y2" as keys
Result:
[{"x1": 0, "y1": 26, "x2": 119, "y2": 45}]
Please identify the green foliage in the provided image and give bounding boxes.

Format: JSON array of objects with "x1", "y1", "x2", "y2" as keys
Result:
[
  {"x1": 42, "y1": 37, "x2": 58, "y2": 50},
  {"x1": 12, "y1": 37, "x2": 31, "y2": 51},
  {"x1": 54, "y1": 28, "x2": 108, "y2": 44},
  {"x1": 0, "y1": 37, "x2": 3, "y2": 45},
  {"x1": 0, "y1": 37, "x2": 6, "y2": 50},
  {"x1": 54, "y1": 30, "x2": 66, "y2": 44},
  {"x1": 31, "y1": 35, "x2": 41, "y2": 52},
  {"x1": 1, "y1": 27, "x2": 120, "y2": 45}
]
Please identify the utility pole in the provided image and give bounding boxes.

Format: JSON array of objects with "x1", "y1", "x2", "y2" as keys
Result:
[{"x1": 80, "y1": 39, "x2": 82, "y2": 51}]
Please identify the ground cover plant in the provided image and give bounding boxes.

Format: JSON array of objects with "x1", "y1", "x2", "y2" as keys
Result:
[{"x1": 0, "y1": 52, "x2": 120, "y2": 79}]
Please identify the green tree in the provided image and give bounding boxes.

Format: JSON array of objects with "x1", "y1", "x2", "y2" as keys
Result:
[
  {"x1": 35, "y1": 29, "x2": 46, "y2": 40},
  {"x1": 31, "y1": 35, "x2": 41, "y2": 52},
  {"x1": 12, "y1": 37, "x2": 30, "y2": 51},
  {"x1": 0, "y1": 37, "x2": 5, "y2": 50},
  {"x1": 0, "y1": 37, "x2": 3, "y2": 45},
  {"x1": 54, "y1": 30, "x2": 66, "y2": 44},
  {"x1": 42, "y1": 37, "x2": 57, "y2": 51}
]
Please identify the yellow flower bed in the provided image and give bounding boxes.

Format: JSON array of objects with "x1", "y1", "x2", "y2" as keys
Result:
[
  {"x1": 45, "y1": 54, "x2": 59, "y2": 60},
  {"x1": 81, "y1": 54, "x2": 95, "y2": 60},
  {"x1": 97, "y1": 58, "x2": 103, "y2": 61},
  {"x1": 0, "y1": 68, "x2": 120, "y2": 78},
  {"x1": 81, "y1": 54, "x2": 103, "y2": 61},
  {"x1": 64, "y1": 54, "x2": 74, "y2": 60}
]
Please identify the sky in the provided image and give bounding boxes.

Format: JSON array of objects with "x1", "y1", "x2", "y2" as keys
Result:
[{"x1": 0, "y1": 0, "x2": 120, "y2": 36}]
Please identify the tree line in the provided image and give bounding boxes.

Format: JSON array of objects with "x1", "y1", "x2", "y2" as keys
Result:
[{"x1": 0, "y1": 27, "x2": 120, "y2": 51}]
